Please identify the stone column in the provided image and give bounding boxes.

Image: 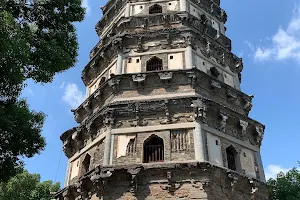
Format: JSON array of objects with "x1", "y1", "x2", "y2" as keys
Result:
[
  {"x1": 125, "y1": 3, "x2": 130, "y2": 17},
  {"x1": 116, "y1": 52, "x2": 123, "y2": 75},
  {"x1": 109, "y1": 134, "x2": 114, "y2": 165},
  {"x1": 179, "y1": 0, "x2": 187, "y2": 12},
  {"x1": 194, "y1": 120, "x2": 205, "y2": 162},
  {"x1": 103, "y1": 127, "x2": 112, "y2": 166},
  {"x1": 185, "y1": 45, "x2": 193, "y2": 69}
]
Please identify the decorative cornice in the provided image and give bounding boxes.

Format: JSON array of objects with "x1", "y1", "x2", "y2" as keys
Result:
[
  {"x1": 92, "y1": 12, "x2": 231, "y2": 55},
  {"x1": 62, "y1": 69, "x2": 263, "y2": 158},
  {"x1": 85, "y1": 13, "x2": 236, "y2": 85},
  {"x1": 79, "y1": 69, "x2": 252, "y2": 123},
  {"x1": 61, "y1": 97, "x2": 264, "y2": 158},
  {"x1": 96, "y1": 0, "x2": 225, "y2": 37}
]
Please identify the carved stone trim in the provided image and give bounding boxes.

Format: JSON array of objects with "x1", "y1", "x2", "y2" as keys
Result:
[
  {"x1": 186, "y1": 71, "x2": 197, "y2": 88},
  {"x1": 255, "y1": 125, "x2": 265, "y2": 145},
  {"x1": 158, "y1": 72, "x2": 173, "y2": 84},
  {"x1": 102, "y1": 108, "x2": 115, "y2": 126},
  {"x1": 132, "y1": 74, "x2": 146, "y2": 87},
  {"x1": 191, "y1": 99, "x2": 207, "y2": 124},
  {"x1": 108, "y1": 77, "x2": 120, "y2": 92},
  {"x1": 72, "y1": 127, "x2": 84, "y2": 150},
  {"x1": 227, "y1": 89, "x2": 237, "y2": 101},
  {"x1": 239, "y1": 120, "x2": 248, "y2": 140},
  {"x1": 160, "y1": 171, "x2": 181, "y2": 192},
  {"x1": 243, "y1": 96, "x2": 253, "y2": 114},
  {"x1": 210, "y1": 79, "x2": 222, "y2": 89},
  {"x1": 235, "y1": 58, "x2": 244, "y2": 73},
  {"x1": 160, "y1": 100, "x2": 171, "y2": 124},
  {"x1": 93, "y1": 89, "x2": 102, "y2": 101},
  {"x1": 63, "y1": 139, "x2": 73, "y2": 158},
  {"x1": 100, "y1": 168, "x2": 114, "y2": 179},
  {"x1": 206, "y1": 41, "x2": 211, "y2": 57},
  {"x1": 74, "y1": 112, "x2": 82, "y2": 123},
  {"x1": 219, "y1": 113, "x2": 228, "y2": 133}
]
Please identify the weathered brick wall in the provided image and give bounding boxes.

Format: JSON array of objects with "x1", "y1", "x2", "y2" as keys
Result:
[
  {"x1": 113, "y1": 130, "x2": 171, "y2": 164},
  {"x1": 170, "y1": 129, "x2": 195, "y2": 161},
  {"x1": 92, "y1": 139, "x2": 105, "y2": 167},
  {"x1": 85, "y1": 164, "x2": 268, "y2": 200},
  {"x1": 57, "y1": 163, "x2": 269, "y2": 200},
  {"x1": 113, "y1": 129, "x2": 195, "y2": 165},
  {"x1": 68, "y1": 139, "x2": 105, "y2": 185}
]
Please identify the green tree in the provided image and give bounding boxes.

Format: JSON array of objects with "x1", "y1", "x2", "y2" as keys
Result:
[
  {"x1": 0, "y1": 170, "x2": 60, "y2": 200},
  {"x1": 0, "y1": 0, "x2": 85, "y2": 182},
  {"x1": 267, "y1": 167, "x2": 300, "y2": 200}
]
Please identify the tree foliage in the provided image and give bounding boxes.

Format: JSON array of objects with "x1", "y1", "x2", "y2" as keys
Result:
[
  {"x1": 0, "y1": 0, "x2": 85, "y2": 182},
  {"x1": 0, "y1": 100, "x2": 46, "y2": 181},
  {"x1": 267, "y1": 167, "x2": 300, "y2": 200},
  {"x1": 0, "y1": 170, "x2": 60, "y2": 200}
]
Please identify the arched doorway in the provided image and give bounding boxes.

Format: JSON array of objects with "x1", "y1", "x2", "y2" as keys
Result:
[
  {"x1": 81, "y1": 154, "x2": 91, "y2": 175},
  {"x1": 143, "y1": 135, "x2": 164, "y2": 163},
  {"x1": 146, "y1": 57, "x2": 163, "y2": 71},
  {"x1": 149, "y1": 4, "x2": 162, "y2": 14},
  {"x1": 226, "y1": 146, "x2": 237, "y2": 171}
]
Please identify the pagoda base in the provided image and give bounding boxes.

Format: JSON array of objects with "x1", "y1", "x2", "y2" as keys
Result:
[{"x1": 56, "y1": 162, "x2": 269, "y2": 200}]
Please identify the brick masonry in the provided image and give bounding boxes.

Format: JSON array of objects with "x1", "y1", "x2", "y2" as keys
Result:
[{"x1": 113, "y1": 129, "x2": 195, "y2": 165}]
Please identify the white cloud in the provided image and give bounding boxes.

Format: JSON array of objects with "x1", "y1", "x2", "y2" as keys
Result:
[
  {"x1": 59, "y1": 81, "x2": 65, "y2": 89},
  {"x1": 62, "y1": 83, "x2": 85, "y2": 109},
  {"x1": 252, "y1": 2, "x2": 300, "y2": 62},
  {"x1": 245, "y1": 40, "x2": 255, "y2": 52},
  {"x1": 82, "y1": 0, "x2": 91, "y2": 14},
  {"x1": 265, "y1": 165, "x2": 291, "y2": 180},
  {"x1": 254, "y1": 48, "x2": 273, "y2": 61}
]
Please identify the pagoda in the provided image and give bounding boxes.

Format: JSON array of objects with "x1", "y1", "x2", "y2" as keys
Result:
[{"x1": 56, "y1": 0, "x2": 269, "y2": 199}]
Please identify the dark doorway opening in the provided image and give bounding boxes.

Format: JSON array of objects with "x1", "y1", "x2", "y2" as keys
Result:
[
  {"x1": 144, "y1": 135, "x2": 164, "y2": 163},
  {"x1": 149, "y1": 4, "x2": 162, "y2": 14},
  {"x1": 82, "y1": 154, "x2": 91, "y2": 174},
  {"x1": 226, "y1": 146, "x2": 236, "y2": 171},
  {"x1": 146, "y1": 57, "x2": 163, "y2": 71}
]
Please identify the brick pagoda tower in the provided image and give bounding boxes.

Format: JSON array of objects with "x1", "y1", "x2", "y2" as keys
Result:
[{"x1": 56, "y1": 0, "x2": 269, "y2": 199}]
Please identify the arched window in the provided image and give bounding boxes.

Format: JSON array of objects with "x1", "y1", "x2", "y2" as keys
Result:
[
  {"x1": 146, "y1": 57, "x2": 163, "y2": 71},
  {"x1": 126, "y1": 138, "x2": 136, "y2": 156},
  {"x1": 82, "y1": 154, "x2": 91, "y2": 175},
  {"x1": 149, "y1": 4, "x2": 162, "y2": 14},
  {"x1": 143, "y1": 135, "x2": 164, "y2": 163},
  {"x1": 226, "y1": 146, "x2": 237, "y2": 171},
  {"x1": 99, "y1": 77, "x2": 106, "y2": 86},
  {"x1": 210, "y1": 67, "x2": 220, "y2": 78}
]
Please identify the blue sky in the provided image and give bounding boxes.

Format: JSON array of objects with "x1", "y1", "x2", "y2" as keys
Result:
[{"x1": 22, "y1": 0, "x2": 300, "y2": 185}]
